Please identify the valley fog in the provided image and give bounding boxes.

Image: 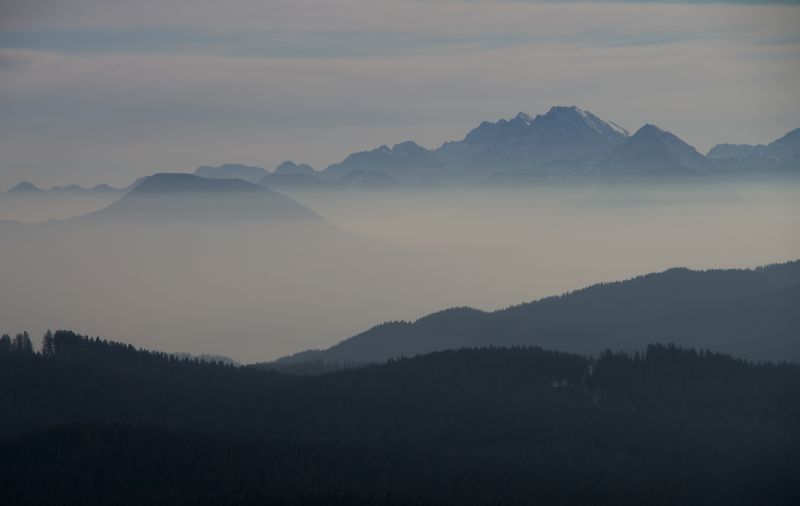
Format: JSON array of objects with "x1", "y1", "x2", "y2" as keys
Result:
[
  {"x1": 1, "y1": 181, "x2": 798, "y2": 362},
  {"x1": 0, "y1": 218, "x2": 492, "y2": 362},
  {"x1": 280, "y1": 181, "x2": 800, "y2": 312}
]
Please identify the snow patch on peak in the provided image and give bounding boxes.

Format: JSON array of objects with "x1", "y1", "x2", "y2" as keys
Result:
[
  {"x1": 540, "y1": 106, "x2": 629, "y2": 138},
  {"x1": 606, "y1": 120, "x2": 629, "y2": 137}
]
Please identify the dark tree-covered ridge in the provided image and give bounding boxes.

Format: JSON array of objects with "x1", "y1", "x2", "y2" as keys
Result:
[
  {"x1": 1, "y1": 330, "x2": 799, "y2": 505},
  {"x1": 273, "y1": 260, "x2": 800, "y2": 365}
]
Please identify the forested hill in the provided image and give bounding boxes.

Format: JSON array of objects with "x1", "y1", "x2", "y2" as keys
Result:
[
  {"x1": 274, "y1": 261, "x2": 800, "y2": 366},
  {"x1": 2, "y1": 330, "x2": 800, "y2": 505}
]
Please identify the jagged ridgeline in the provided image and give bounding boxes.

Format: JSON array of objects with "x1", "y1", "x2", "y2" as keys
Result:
[
  {"x1": 1, "y1": 331, "x2": 799, "y2": 505},
  {"x1": 3, "y1": 107, "x2": 799, "y2": 196},
  {"x1": 150, "y1": 106, "x2": 800, "y2": 191},
  {"x1": 325, "y1": 107, "x2": 798, "y2": 184}
]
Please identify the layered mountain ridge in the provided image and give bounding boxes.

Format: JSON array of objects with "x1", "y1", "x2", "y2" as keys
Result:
[
  {"x1": 310, "y1": 105, "x2": 797, "y2": 184},
  {"x1": 2, "y1": 181, "x2": 124, "y2": 195},
  {"x1": 707, "y1": 127, "x2": 800, "y2": 173},
  {"x1": 6, "y1": 106, "x2": 797, "y2": 194},
  {"x1": 272, "y1": 260, "x2": 800, "y2": 366}
]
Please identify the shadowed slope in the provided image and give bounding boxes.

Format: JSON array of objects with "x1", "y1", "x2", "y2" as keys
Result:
[{"x1": 275, "y1": 261, "x2": 800, "y2": 365}]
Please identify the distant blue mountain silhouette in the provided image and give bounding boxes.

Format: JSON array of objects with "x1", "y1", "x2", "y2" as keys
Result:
[{"x1": 87, "y1": 173, "x2": 322, "y2": 221}]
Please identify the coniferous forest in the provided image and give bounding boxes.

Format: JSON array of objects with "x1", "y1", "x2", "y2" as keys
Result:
[{"x1": 1, "y1": 330, "x2": 799, "y2": 505}]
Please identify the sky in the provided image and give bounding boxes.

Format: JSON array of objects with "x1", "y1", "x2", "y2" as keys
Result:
[{"x1": 1, "y1": 0, "x2": 799, "y2": 189}]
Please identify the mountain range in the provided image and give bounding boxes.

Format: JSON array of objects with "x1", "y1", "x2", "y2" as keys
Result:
[
  {"x1": 1, "y1": 181, "x2": 124, "y2": 196},
  {"x1": 314, "y1": 106, "x2": 634, "y2": 183},
  {"x1": 435, "y1": 107, "x2": 628, "y2": 177},
  {"x1": 198, "y1": 106, "x2": 800, "y2": 188},
  {"x1": 5, "y1": 106, "x2": 798, "y2": 194},
  {"x1": 272, "y1": 260, "x2": 800, "y2": 366},
  {"x1": 307, "y1": 106, "x2": 798, "y2": 184}
]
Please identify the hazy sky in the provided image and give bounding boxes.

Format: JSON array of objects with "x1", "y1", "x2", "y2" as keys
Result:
[{"x1": 1, "y1": 0, "x2": 799, "y2": 189}]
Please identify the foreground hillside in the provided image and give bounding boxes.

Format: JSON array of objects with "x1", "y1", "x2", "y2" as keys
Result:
[
  {"x1": 274, "y1": 260, "x2": 800, "y2": 366},
  {"x1": 1, "y1": 331, "x2": 799, "y2": 505}
]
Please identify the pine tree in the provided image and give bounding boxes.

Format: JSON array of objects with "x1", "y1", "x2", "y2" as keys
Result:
[
  {"x1": 12, "y1": 331, "x2": 34, "y2": 355},
  {"x1": 42, "y1": 330, "x2": 55, "y2": 357},
  {"x1": 0, "y1": 334, "x2": 11, "y2": 356}
]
